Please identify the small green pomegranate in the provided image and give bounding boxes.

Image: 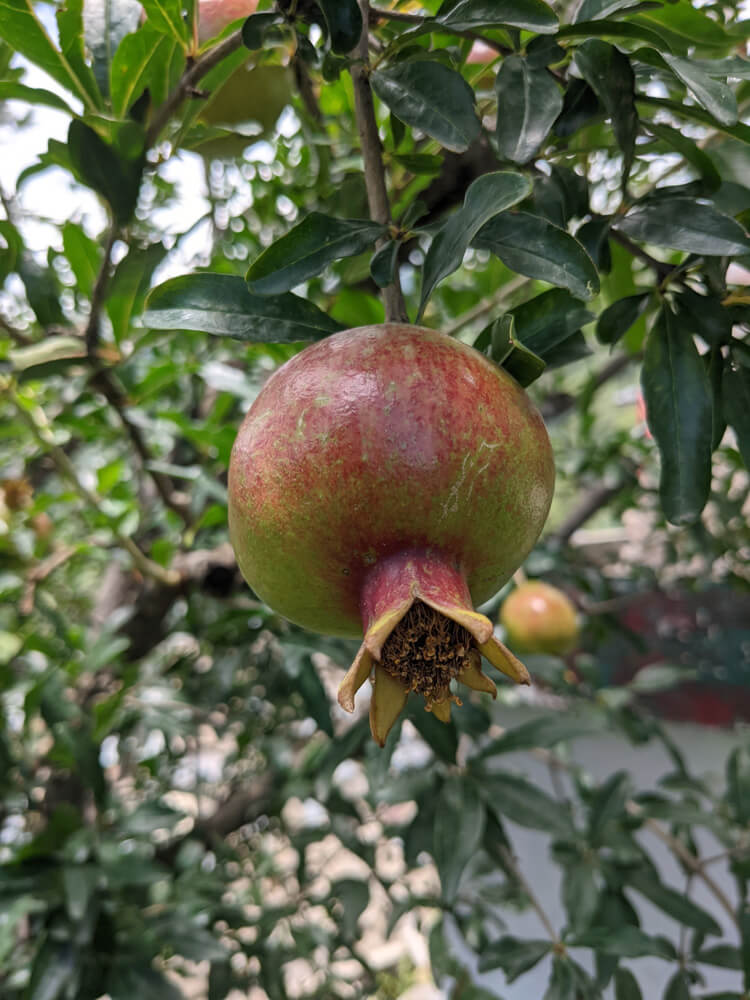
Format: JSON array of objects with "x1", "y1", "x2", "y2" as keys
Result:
[
  {"x1": 500, "y1": 581, "x2": 580, "y2": 655},
  {"x1": 228, "y1": 324, "x2": 555, "y2": 744}
]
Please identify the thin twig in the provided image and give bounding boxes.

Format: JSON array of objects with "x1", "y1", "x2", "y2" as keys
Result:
[
  {"x1": 611, "y1": 229, "x2": 672, "y2": 282},
  {"x1": 350, "y1": 0, "x2": 409, "y2": 323},
  {"x1": 443, "y1": 274, "x2": 529, "y2": 337},
  {"x1": 145, "y1": 30, "x2": 246, "y2": 148},
  {"x1": 85, "y1": 227, "x2": 118, "y2": 355},
  {"x1": 20, "y1": 545, "x2": 78, "y2": 615},
  {"x1": 498, "y1": 844, "x2": 562, "y2": 944},
  {"x1": 9, "y1": 387, "x2": 180, "y2": 587}
]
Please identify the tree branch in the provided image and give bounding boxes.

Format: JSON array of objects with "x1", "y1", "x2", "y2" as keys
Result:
[
  {"x1": 552, "y1": 460, "x2": 638, "y2": 544},
  {"x1": 350, "y1": 0, "x2": 408, "y2": 323},
  {"x1": 145, "y1": 30, "x2": 246, "y2": 149},
  {"x1": 498, "y1": 844, "x2": 562, "y2": 945}
]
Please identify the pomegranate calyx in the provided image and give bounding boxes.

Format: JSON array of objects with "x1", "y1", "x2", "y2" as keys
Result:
[{"x1": 336, "y1": 549, "x2": 531, "y2": 746}]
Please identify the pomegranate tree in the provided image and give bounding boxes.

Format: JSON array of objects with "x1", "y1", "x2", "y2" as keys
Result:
[{"x1": 228, "y1": 323, "x2": 554, "y2": 745}]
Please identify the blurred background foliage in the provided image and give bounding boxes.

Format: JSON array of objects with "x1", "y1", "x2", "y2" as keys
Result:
[{"x1": 1, "y1": 0, "x2": 750, "y2": 997}]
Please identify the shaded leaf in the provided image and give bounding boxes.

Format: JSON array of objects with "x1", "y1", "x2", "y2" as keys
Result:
[
  {"x1": 572, "y1": 925, "x2": 676, "y2": 959},
  {"x1": 371, "y1": 59, "x2": 480, "y2": 152},
  {"x1": 615, "y1": 968, "x2": 644, "y2": 1000},
  {"x1": 575, "y1": 39, "x2": 637, "y2": 183},
  {"x1": 473, "y1": 314, "x2": 546, "y2": 388},
  {"x1": 644, "y1": 122, "x2": 721, "y2": 191},
  {"x1": 474, "y1": 212, "x2": 599, "y2": 300},
  {"x1": 419, "y1": 171, "x2": 531, "y2": 318},
  {"x1": 723, "y1": 358, "x2": 750, "y2": 470},
  {"x1": 67, "y1": 119, "x2": 144, "y2": 226},
  {"x1": 478, "y1": 935, "x2": 552, "y2": 978},
  {"x1": 479, "y1": 770, "x2": 574, "y2": 835},
  {"x1": 511, "y1": 288, "x2": 594, "y2": 359},
  {"x1": 247, "y1": 214, "x2": 386, "y2": 295},
  {"x1": 574, "y1": 0, "x2": 643, "y2": 22},
  {"x1": 370, "y1": 240, "x2": 399, "y2": 288},
  {"x1": 145, "y1": 273, "x2": 344, "y2": 341},
  {"x1": 434, "y1": 776, "x2": 486, "y2": 903},
  {"x1": 596, "y1": 292, "x2": 651, "y2": 345},
  {"x1": 664, "y1": 970, "x2": 691, "y2": 1000},
  {"x1": 544, "y1": 956, "x2": 576, "y2": 1000},
  {"x1": 332, "y1": 878, "x2": 369, "y2": 940},
  {"x1": 641, "y1": 307, "x2": 713, "y2": 523},
  {"x1": 495, "y1": 56, "x2": 563, "y2": 163},
  {"x1": 562, "y1": 862, "x2": 599, "y2": 934},
  {"x1": 727, "y1": 748, "x2": 750, "y2": 826},
  {"x1": 315, "y1": 0, "x2": 362, "y2": 53},
  {"x1": 588, "y1": 770, "x2": 630, "y2": 843},
  {"x1": 695, "y1": 945, "x2": 742, "y2": 970},
  {"x1": 28, "y1": 941, "x2": 76, "y2": 1000},
  {"x1": 627, "y1": 871, "x2": 722, "y2": 936},
  {"x1": 476, "y1": 713, "x2": 605, "y2": 757}
]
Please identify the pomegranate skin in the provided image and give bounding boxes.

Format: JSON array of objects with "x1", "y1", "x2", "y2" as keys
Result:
[{"x1": 228, "y1": 323, "x2": 555, "y2": 638}]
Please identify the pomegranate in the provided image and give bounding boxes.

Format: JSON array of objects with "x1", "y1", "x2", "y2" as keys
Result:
[
  {"x1": 500, "y1": 581, "x2": 579, "y2": 655},
  {"x1": 228, "y1": 324, "x2": 555, "y2": 745}
]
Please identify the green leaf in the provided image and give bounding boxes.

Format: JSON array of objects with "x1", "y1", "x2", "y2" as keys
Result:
[
  {"x1": 56, "y1": 0, "x2": 106, "y2": 108},
  {"x1": 572, "y1": 925, "x2": 676, "y2": 959},
  {"x1": 107, "y1": 963, "x2": 184, "y2": 1000},
  {"x1": 67, "y1": 119, "x2": 144, "y2": 226},
  {"x1": 588, "y1": 770, "x2": 630, "y2": 843},
  {"x1": 331, "y1": 878, "x2": 369, "y2": 940},
  {"x1": 107, "y1": 241, "x2": 167, "y2": 342},
  {"x1": 562, "y1": 862, "x2": 599, "y2": 934},
  {"x1": 370, "y1": 240, "x2": 399, "y2": 288},
  {"x1": 419, "y1": 171, "x2": 531, "y2": 319},
  {"x1": 145, "y1": 273, "x2": 344, "y2": 341},
  {"x1": 627, "y1": 871, "x2": 722, "y2": 935},
  {"x1": 574, "y1": 39, "x2": 637, "y2": 183},
  {"x1": 474, "y1": 212, "x2": 599, "y2": 300},
  {"x1": 641, "y1": 306, "x2": 713, "y2": 524},
  {"x1": 615, "y1": 967, "x2": 644, "y2": 1000},
  {"x1": 62, "y1": 222, "x2": 101, "y2": 300},
  {"x1": 479, "y1": 770, "x2": 574, "y2": 835},
  {"x1": 476, "y1": 713, "x2": 605, "y2": 757},
  {"x1": 392, "y1": 152, "x2": 444, "y2": 175},
  {"x1": 246, "y1": 214, "x2": 386, "y2": 295},
  {"x1": 695, "y1": 945, "x2": 742, "y2": 970},
  {"x1": 110, "y1": 25, "x2": 179, "y2": 116},
  {"x1": 662, "y1": 54, "x2": 737, "y2": 127},
  {"x1": 62, "y1": 864, "x2": 98, "y2": 922},
  {"x1": 663, "y1": 970, "x2": 691, "y2": 1000},
  {"x1": 433, "y1": 776, "x2": 486, "y2": 903},
  {"x1": 574, "y1": 0, "x2": 643, "y2": 23},
  {"x1": 297, "y1": 655, "x2": 334, "y2": 737},
  {"x1": 0, "y1": 0, "x2": 100, "y2": 109},
  {"x1": 472, "y1": 314, "x2": 546, "y2": 388},
  {"x1": 723, "y1": 358, "x2": 750, "y2": 470},
  {"x1": 644, "y1": 122, "x2": 721, "y2": 191},
  {"x1": 0, "y1": 81, "x2": 75, "y2": 113},
  {"x1": 559, "y1": 19, "x2": 675, "y2": 51},
  {"x1": 511, "y1": 288, "x2": 594, "y2": 360},
  {"x1": 409, "y1": 701, "x2": 459, "y2": 763},
  {"x1": 495, "y1": 56, "x2": 563, "y2": 163},
  {"x1": 544, "y1": 956, "x2": 576, "y2": 1000},
  {"x1": 596, "y1": 292, "x2": 651, "y2": 345},
  {"x1": 628, "y1": 2, "x2": 729, "y2": 52},
  {"x1": 477, "y1": 935, "x2": 552, "y2": 978},
  {"x1": 628, "y1": 663, "x2": 687, "y2": 692},
  {"x1": 28, "y1": 941, "x2": 76, "y2": 1000},
  {"x1": 315, "y1": 0, "x2": 362, "y2": 53},
  {"x1": 727, "y1": 748, "x2": 750, "y2": 826},
  {"x1": 140, "y1": 0, "x2": 189, "y2": 46},
  {"x1": 371, "y1": 59, "x2": 480, "y2": 153},
  {"x1": 706, "y1": 346, "x2": 726, "y2": 451},
  {"x1": 17, "y1": 256, "x2": 65, "y2": 327},
  {"x1": 437, "y1": 0, "x2": 558, "y2": 34}
]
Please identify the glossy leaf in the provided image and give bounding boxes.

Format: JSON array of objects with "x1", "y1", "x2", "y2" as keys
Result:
[
  {"x1": 511, "y1": 288, "x2": 594, "y2": 359},
  {"x1": 477, "y1": 935, "x2": 552, "y2": 978},
  {"x1": 575, "y1": 39, "x2": 637, "y2": 183},
  {"x1": 479, "y1": 770, "x2": 574, "y2": 835},
  {"x1": 110, "y1": 25, "x2": 179, "y2": 116},
  {"x1": 641, "y1": 307, "x2": 713, "y2": 524},
  {"x1": 474, "y1": 211, "x2": 599, "y2": 299},
  {"x1": 433, "y1": 776, "x2": 485, "y2": 903},
  {"x1": 473, "y1": 314, "x2": 546, "y2": 388},
  {"x1": 437, "y1": 0, "x2": 558, "y2": 34},
  {"x1": 246, "y1": 214, "x2": 386, "y2": 295},
  {"x1": 723, "y1": 359, "x2": 750, "y2": 469},
  {"x1": 628, "y1": 3, "x2": 729, "y2": 52},
  {"x1": 627, "y1": 871, "x2": 722, "y2": 935},
  {"x1": 596, "y1": 292, "x2": 651, "y2": 345},
  {"x1": 315, "y1": 0, "x2": 362, "y2": 53},
  {"x1": 62, "y1": 222, "x2": 101, "y2": 300},
  {"x1": 82, "y1": 0, "x2": 141, "y2": 95},
  {"x1": 0, "y1": 81, "x2": 75, "y2": 114},
  {"x1": 559, "y1": 19, "x2": 674, "y2": 50},
  {"x1": 574, "y1": 0, "x2": 643, "y2": 23},
  {"x1": 419, "y1": 171, "x2": 531, "y2": 319},
  {"x1": 144, "y1": 273, "x2": 344, "y2": 341},
  {"x1": 634, "y1": 48, "x2": 737, "y2": 126},
  {"x1": 495, "y1": 57, "x2": 563, "y2": 164},
  {"x1": 370, "y1": 240, "x2": 399, "y2": 288},
  {"x1": 371, "y1": 59, "x2": 480, "y2": 152}
]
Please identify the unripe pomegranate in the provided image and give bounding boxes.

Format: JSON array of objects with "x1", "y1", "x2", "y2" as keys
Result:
[
  {"x1": 228, "y1": 324, "x2": 555, "y2": 744},
  {"x1": 500, "y1": 581, "x2": 579, "y2": 655},
  {"x1": 196, "y1": 0, "x2": 292, "y2": 142}
]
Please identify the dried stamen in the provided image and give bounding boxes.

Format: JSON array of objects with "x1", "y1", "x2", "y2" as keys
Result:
[{"x1": 378, "y1": 600, "x2": 474, "y2": 707}]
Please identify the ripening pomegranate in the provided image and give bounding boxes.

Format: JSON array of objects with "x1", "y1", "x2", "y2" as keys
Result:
[
  {"x1": 500, "y1": 581, "x2": 580, "y2": 655},
  {"x1": 228, "y1": 324, "x2": 555, "y2": 745}
]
